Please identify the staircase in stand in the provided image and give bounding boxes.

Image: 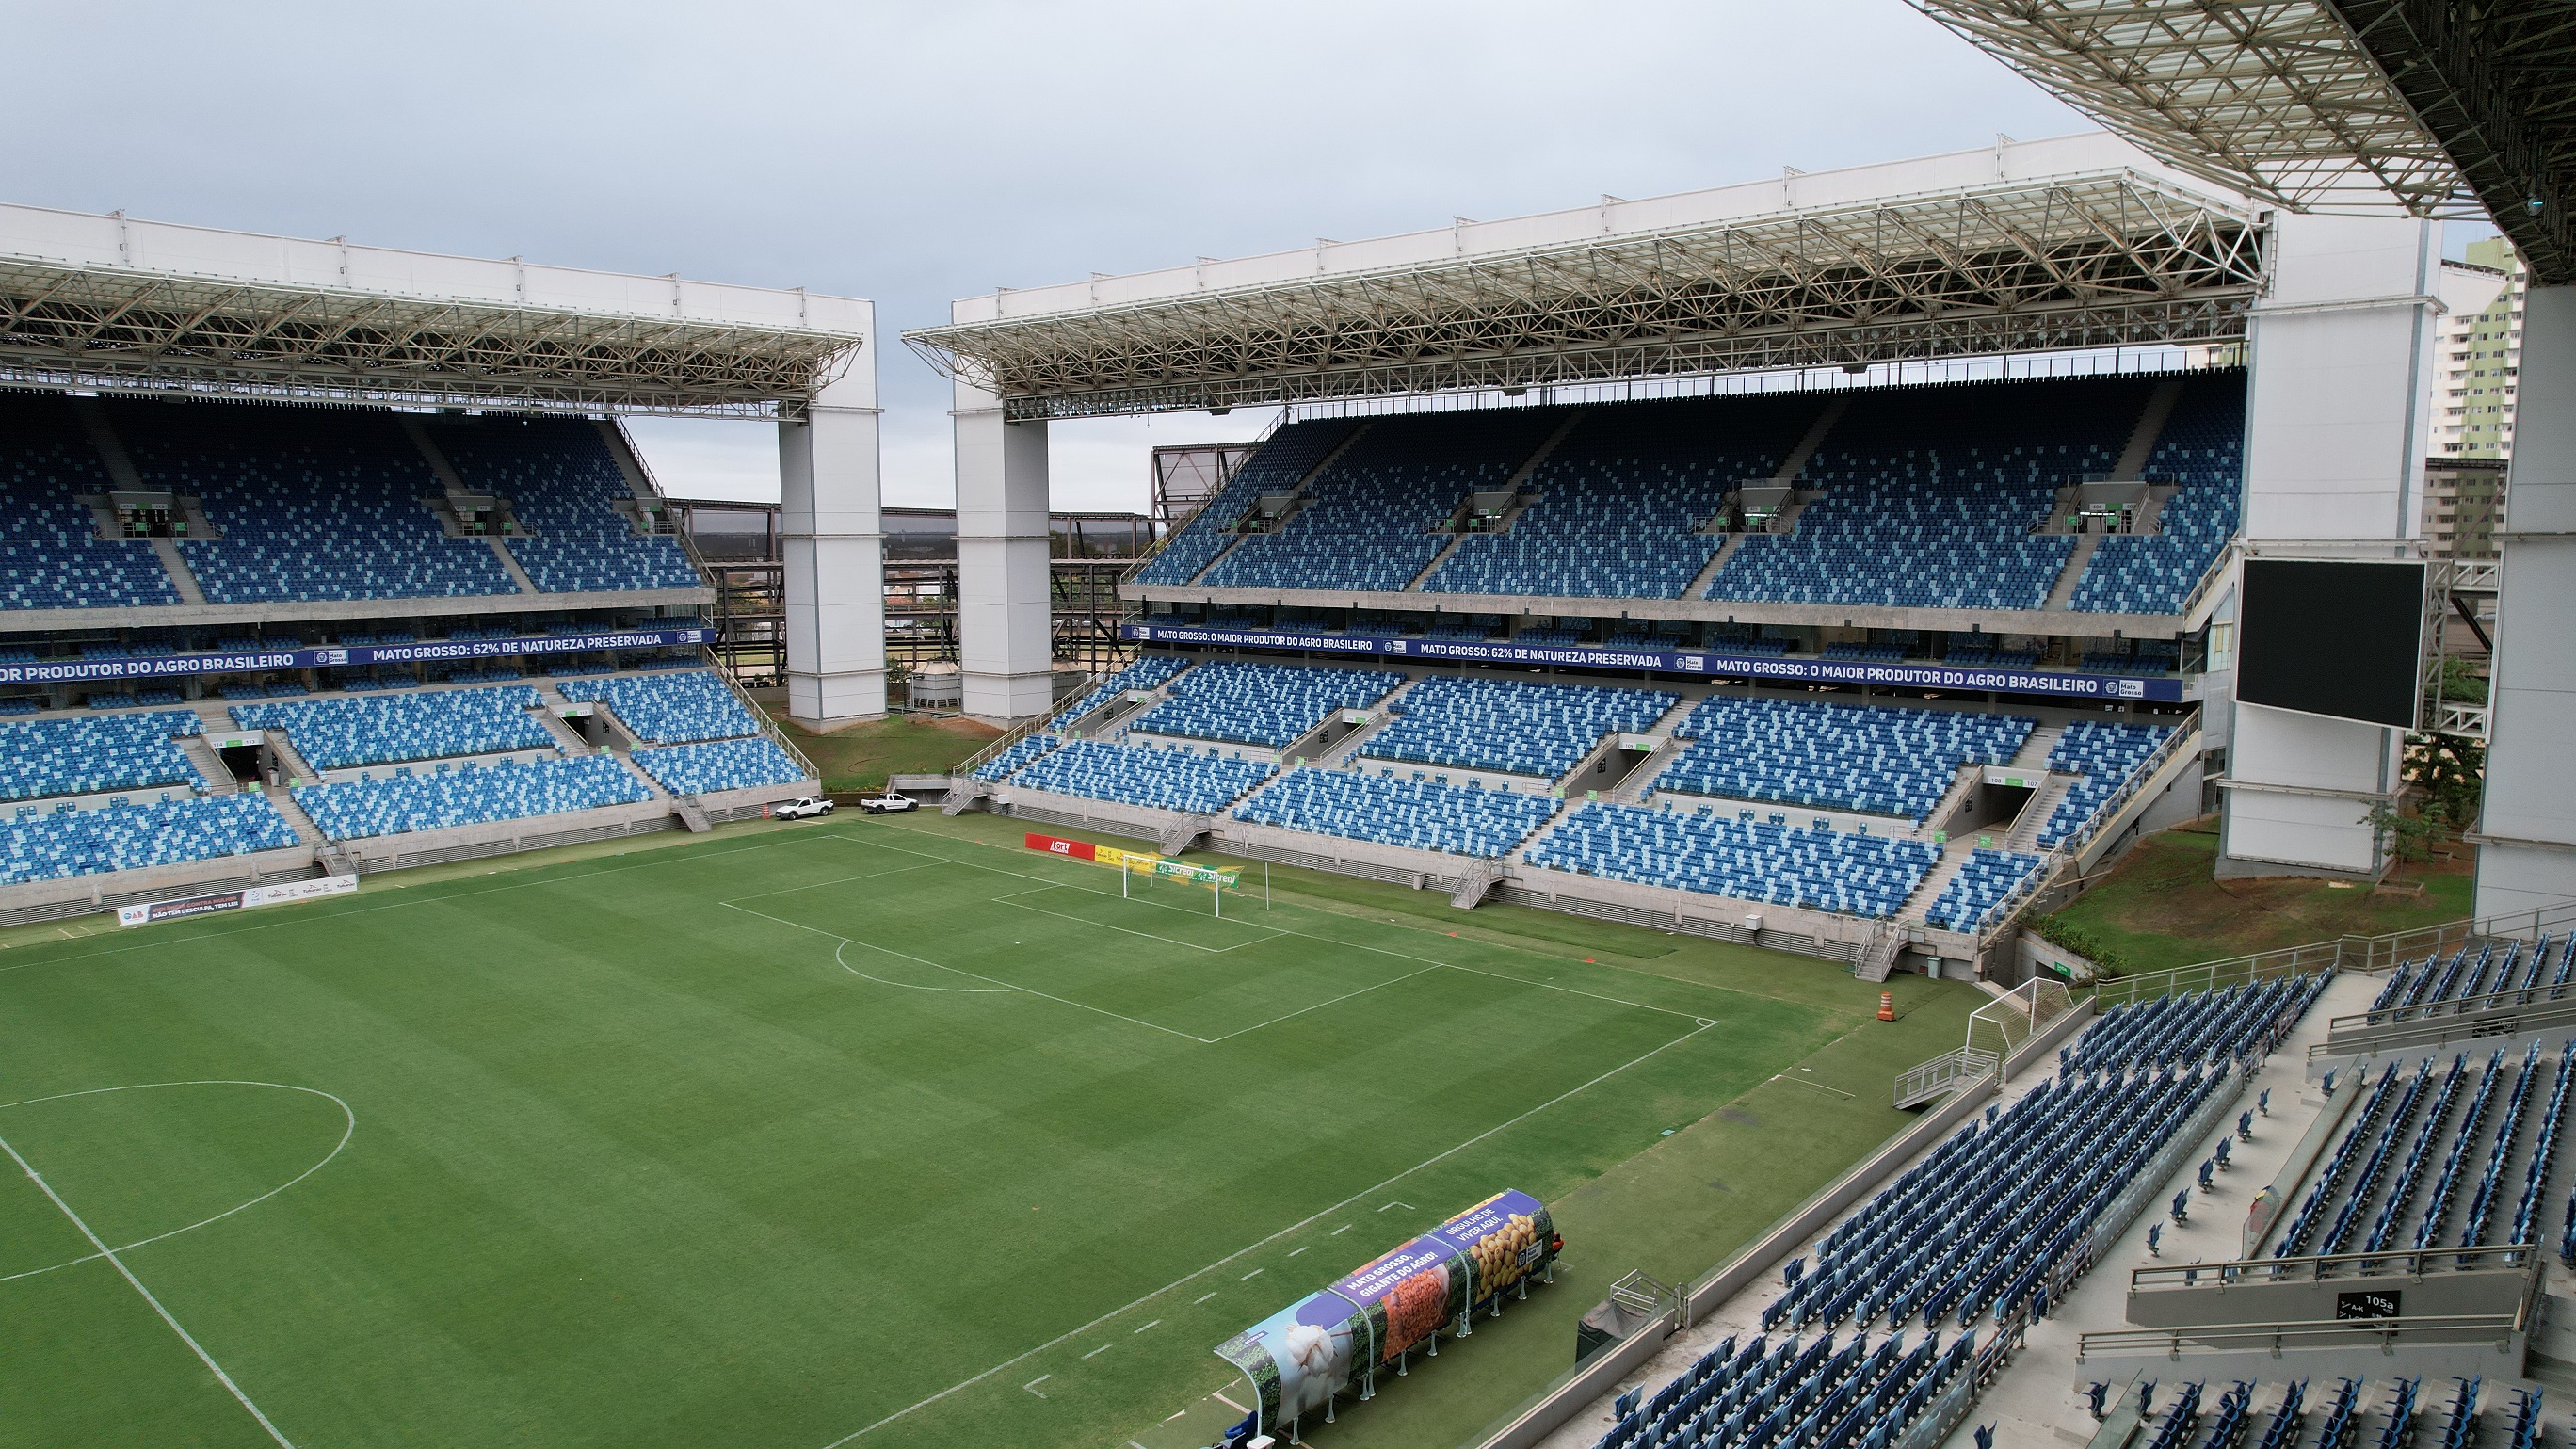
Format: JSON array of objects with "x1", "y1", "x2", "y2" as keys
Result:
[
  {"x1": 2007, "y1": 722, "x2": 2065, "y2": 771},
  {"x1": 177, "y1": 734, "x2": 240, "y2": 796},
  {"x1": 1892, "y1": 847, "x2": 1976, "y2": 926},
  {"x1": 2040, "y1": 532, "x2": 2104, "y2": 610},
  {"x1": 1159, "y1": 814, "x2": 1214, "y2": 855},
  {"x1": 1403, "y1": 413, "x2": 1584, "y2": 590},
  {"x1": 263, "y1": 787, "x2": 328, "y2": 849},
  {"x1": 942, "y1": 781, "x2": 991, "y2": 816},
  {"x1": 670, "y1": 798, "x2": 713, "y2": 833},
  {"x1": 2112, "y1": 377, "x2": 2186, "y2": 481},
  {"x1": 2003, "y1": 775, "x2": 2074, "y2": 852},
  {"x1": 1853, "y1": 924, "x2": 1906, "y2": 983}
]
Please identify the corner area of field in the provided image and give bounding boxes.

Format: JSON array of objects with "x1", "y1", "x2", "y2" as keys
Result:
[
  {"x1": 0, "y1": 809, "x2": 1978, "y2": 1449},
  {"x1": 2042, "y1": 818, "x2": 2474, "y2": 977}
]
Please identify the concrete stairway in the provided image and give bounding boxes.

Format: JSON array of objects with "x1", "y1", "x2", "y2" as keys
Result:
[
  {"x1": 670, "y1": 798, "x2": 713, "y2": 832},
  {"x1": 1159, "y1": 814, "x2": 1214, "y2": 855},
  {"x1": 262, "y1": 787, "x2": 328, "y2": 848},
  {"x1": 1773, "y1": 394, "x2": 1849, "y2": 483},
  {"x1": 2112, "y1": 377, "x2": 2186, "y2": 480},
  {"x1": 176, "y1": 733, "x2": 239, "y2": 795},
  {"x1": 2040, "y1": 532, "x2": 2104, "y2": 609},
  {"x1": 1313, "y1": 678, "x2": 1422, "y2": 768},
  {"x1": 2008, "y1": 722, "x2": 2066, "y2": 770},
  {"x1": 1602, "y1": 697, "x2": 1700, "y2": 804},
  {"x1": 2002, "y1": 776, "x2": 2074, "y2": 852},
  {"x1": 1684, "y1": 534, "x2": 1747, "y2": 599},
  {"x1": 1402, "y1": 414, "x2": 1585, "y2": 589},
  {"x1": 527, "y1": 705, "x2": 591, "y2": 753},
  {"x1": 486, "y1": 538, "x2": 541, "y2": 595},
  {"x1": 151, "y1": 539, "x2": 208, "y2": 605},
  {"x1": 1892, "y1": 846, "x2": 1977, "y2": 926}
]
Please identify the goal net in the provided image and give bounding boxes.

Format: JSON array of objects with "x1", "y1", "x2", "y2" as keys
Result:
[{"x1": 1966, "y1": 977, "x2": 2075, "y2": 1066}]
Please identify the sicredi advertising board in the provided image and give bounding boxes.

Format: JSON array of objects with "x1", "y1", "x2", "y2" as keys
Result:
[
  {"x1": 0, "y1": 627, "x2": 709, "y2": 686},
  {"x1": 1124, "y1": 624, "x2": 2182, "y2": 703}
]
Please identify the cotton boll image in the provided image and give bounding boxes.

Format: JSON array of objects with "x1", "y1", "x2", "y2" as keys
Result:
[{"x1": 1279, "y1": 1322, "x2": 1347, "y2": 1418}]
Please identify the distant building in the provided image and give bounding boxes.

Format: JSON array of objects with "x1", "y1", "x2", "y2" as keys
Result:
[
  {"x1": 2438, "y1": 236, "x2": 2525, "y2": 460},
  {"x1": 2422, "y1": 456, "x2": 2506, "y2": 558}
]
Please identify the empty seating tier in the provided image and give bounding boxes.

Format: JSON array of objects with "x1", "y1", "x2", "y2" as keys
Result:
[
  {"x1": 2368, "y1": 934, "x2": 2572, "y2": 1015},
  {"x1": 1003, "y1": 739, "x2": 1275, "y2": 814},
  {"x1": 2069, "y1": 974, "x2": 2330, "y2": 1075},
  {"x1": 1707, "y1": 376, "x2": 2149, "y2": 610},
  {"x1": 630, "y1": 738, "x2": 807, "y2": 797},
  {"x1": 110, "y1": 397, "x2": 521, "y2": 604},
  {"x1": 1129, "y1": 662, "x2": 1403, "y2": 749},
  {"x1": 1050, "y1": 655, "x2": 1191, "y2": 732},
  {"x1": 974, "y1": 733, "x2": 1062, "y2": 782},
  {"x1": 2038, "y1": 721, "x2": 2174, "y2": 849},
  {"x1": 1590, "y1": 1325, "x2": 1973, "y2": 1449},
  {"x1": 2270, "y1": 1039, "x2": 2573, "y2": 1263},
  {"x1": 1424, "y1": 394, "x2": 1817, "y2": 599},
  {"x1": 0, "y1": 710, "x2": 206, "y2": 802},
  {"x1": 1655, "y1": 698, "x2": 2032, "y2": 822},
  {"x1": 427, "y1": 414, "x2": 701, "y2": 592},
  {"x1": 0, "y1": 795, "x2": 299, "y2": 887},
  {"x1": 296, "y1": 754, "x2": 652, "y2": 842},
  {"x1": 2069, "y1": 371, "x2": 2245, "y2": 614},
  {"x1": 555, "y1": 670, "x2": 762, "y2": 745},
  {"x1": 1361, "y1": 676, "x2": 1676, "y2": 781},
  {"x1": 233, "y1": 686, "x2": 552, "y2": 770},
  {"x1": 1203, "y1": 409, "x2": 1565, "y2": 592},
  {"x1": 1921, "y1": 848, "x2": 2043, "y2": 932},
  {"x1": 1233, "y1": 769, "x2": 1557, "y2": 858},
  {"x1": 1530, "y1": 802, "x2": 1938, "y2": 917},
  {"x1": 1132, "y1": 419, "x2": 1359, "y2": 587},
  {"x1": 0, "y1": 392, "x2": 183, "y2": 610}
]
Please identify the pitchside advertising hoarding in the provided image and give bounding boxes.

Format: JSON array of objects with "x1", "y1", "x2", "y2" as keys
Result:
[
  {"x1": 0, "y1": 627, "x2": 710, "y2": 687},
  {"x1": 1124, "y1": 624, "x2": 2185, "y2": 704},
  {"x1": 1216, "y1": 1190, "x2": 1555, "y2": 1431},
  {"x1": 116, "y1": 874, "x2": 357, "y2": 927},
  {"x1": 1021, "y1": 832, "x2": 1238, "y2": 886}
]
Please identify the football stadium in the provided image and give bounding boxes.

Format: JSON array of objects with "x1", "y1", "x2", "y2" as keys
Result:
[{"x1": 7, "y1": 5, "x2": 2576, "y2": 1448}]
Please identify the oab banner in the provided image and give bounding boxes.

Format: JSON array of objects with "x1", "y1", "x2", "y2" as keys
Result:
[{"x1": 1215, "y1": 1190, "x2": 1554, "y2": 1429}]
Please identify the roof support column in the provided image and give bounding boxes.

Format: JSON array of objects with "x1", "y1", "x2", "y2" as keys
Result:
[
  {"x1": 2218, "y1": 213, "x2": 2439, "y2": 880},
  {"x1": 955, "y1": 378, "x2": 1055, "y2": 724},
  {"x1": 781, "y1": 344, "x2": 887, "y2": 729},
  {"x1": 2473, "y1": 282, "x2": 2576, "y2": 918}
]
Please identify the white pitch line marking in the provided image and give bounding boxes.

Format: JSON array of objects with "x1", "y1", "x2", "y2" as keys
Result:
[
  {"x1": 1377, "y1": 1201, "x2": 1414, "y2": 1213},
  {"x1": 1241, "y1": 1267, "x2": 1264, "y2": 1280},
  {"x1": 1166, "y1": 1409, "x2": 1189, "y2": 1421},
  {"x1": 809, "y1": 1021, "x2": 1716, "y2": 1447},
  {"x1": 1287, "y1": 1246, "x2": 1308, "y2": 1257},
  {"x1": 1135, "y1": 1319, "x2": 1160, "y2": 1333},
  {"x1": 0, "y1": 1082, "x2": 356, "y2": 1285},
  {"x1": 1331, "y1": 1223, "x2": 1353, "y2": 1234},
  {"x1": 1022, "y1": 1377, "x2": 1050, "y2": 1398},
  {"x1": 0, "y1": 1130, "x2": 297, "y2": 1448},
  {"x1": 1193, "y1": 1292, "x2": 1218, "y2": 1304},
  {"x1": 1082, "y1": 1344, "x2": 1113, "y2": 1360},
  {"x1": 1212, "y1": 1390, "x2": 1250, "y2": 1415}
]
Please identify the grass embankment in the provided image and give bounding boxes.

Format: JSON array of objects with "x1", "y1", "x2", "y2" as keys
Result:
[
  {"x1": 765, "y1": 710, "x2": 1000, "y2": 794},
  {"x1": 2044, "y1": 819, "x2": 2475, "y2": 977}
]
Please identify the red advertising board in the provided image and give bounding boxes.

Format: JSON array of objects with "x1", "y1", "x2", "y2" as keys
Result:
[{"x1": 1023, "y1": 832, "x2": 1097, "y2": 861}]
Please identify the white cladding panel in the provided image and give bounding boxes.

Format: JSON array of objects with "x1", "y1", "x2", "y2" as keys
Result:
[
  {"x1": 2512, "y1": 287, "x2": 2576, "y2": 535},
  {"x1": 2230, "y1": 702, "x2": 2392, "y2": 792},
  {"x1": 2225, "y1": 788, "x2": 2378, "y2": 874}
]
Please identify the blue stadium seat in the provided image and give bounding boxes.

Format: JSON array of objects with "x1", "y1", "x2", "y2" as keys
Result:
[
  {"x1": 1050, "y1": 656, "x2": 1192, "y2": 732},
  {"x1": 1000, "y1": 739, "x2": 1273, "y2": 814},
  {"x1": 1232, "y1": 769, "x2": 1556, "y2": 857},
  {"x1": 1921, "y1": 848, "x2": 2045, "y2": 932},
  {"x1": 234, "y1": 686, "x2": 553, "y2": 770},
  {"x1": 0, "y1": 710, "x2": 208, "y2": 802},
  {"x1": 1133, "y1": 420, "x2": 1360, "y2": 586},
  {"x1": 1130, "y1": 662, "x2": 1403, "y2": 749},
  {"x1": 555, "y1": 670, "x2": 763, "y2": 744},
  {"x1": 1653, "y1": 698, "x2": 2032, "y2": 823},
  {"x1": 427, "y1": 415, "x2": 702, "y2": 593},
  {"x1": 2069, "y1": 373, "x2": 2245, "y2": 615},
  {"x1": 630, "y1": 738, "x2": 808, "y2": 796},
  {"x1": 0, "y1": 393, "x2": 184, "y2": 610},
  {"x1": 0, "y1": 794, "x2": 300, "y2": 887},
  {"x1": 1361, "y1": 677, "x2": 1676, "y2": 781},
  {"x1": 1529, "y1": 802, "x2": 1938, "y2": 917},
  {"x1": 296, "y1": 754, "x2": 652, "y2": 841}
]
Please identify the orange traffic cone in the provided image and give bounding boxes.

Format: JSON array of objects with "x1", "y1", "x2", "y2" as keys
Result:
[{"x1": 1877, "y1": 992, "x2": 1895, "y2": 1022}]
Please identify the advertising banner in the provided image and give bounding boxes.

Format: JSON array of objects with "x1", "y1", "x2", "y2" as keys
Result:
[
  {"x1": 0, "y1": 627, "x2": 709, "y2": 687},
  {"x1": 1215, "y1": 1190, "x2": 1555, "y2": 1431},
  {"x1": 1124, "y1": 623, "x2": 2184, "y2": 704},
  {"x1": 116, "y1": 873, "x2": 357, "y2": 927},
  {"x1": 1021, "y1": 833, "x2": 1240, "y2": 887}
]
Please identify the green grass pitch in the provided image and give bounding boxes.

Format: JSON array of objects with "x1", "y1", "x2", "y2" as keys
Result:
[{"x1": 0, "y1": 813, "x2": 1976, "y2": 1449}]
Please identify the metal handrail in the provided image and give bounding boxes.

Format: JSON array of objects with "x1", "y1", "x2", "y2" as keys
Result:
[
  {"x1": 2101, "y1": 897, "x2": 2576, "y2": 1008},
  {"x1": 2076, "y1": 1308, "x2": 2525, "y2": 1362},
  {"x1": 700, "y1": 652, "x2": 821, "y2": 784},
  {"x1": 2131, "y1": 1244, "x2": 2539, "y2": 1291},
  {"x1": 2333, "y1": 958, "x2": 2576, "y2": 1031}
]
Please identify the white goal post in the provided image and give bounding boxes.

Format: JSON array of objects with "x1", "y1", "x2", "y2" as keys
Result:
[{"x1": 1966, "y1": 978, "x2": 2075, "y2": 1067}]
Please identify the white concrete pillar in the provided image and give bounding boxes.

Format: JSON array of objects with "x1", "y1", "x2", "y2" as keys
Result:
[
  {"x1": 955, "y1": 377, "x2": 1055, "y2": 723},
  {"x1": 781, "y1": 331, "x2": 887, "y2": 728},
  {"x1": 2474, "y1": 282, "x2": 2576, "y2": 918},
  {"x1": 2219, "y1": 214, "x2": 2439, "y2": 878}
]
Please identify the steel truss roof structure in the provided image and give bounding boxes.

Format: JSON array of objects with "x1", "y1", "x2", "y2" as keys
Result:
[
  {"x1": 1908, "y1": 2, "x2": 2576, "y2": 284},
  {"x1": 0, "y1": 206, "x2": 870, "y2": 415},
  {"x1": 907, "y1": 168, "x2": 2264, "y2": 421}
]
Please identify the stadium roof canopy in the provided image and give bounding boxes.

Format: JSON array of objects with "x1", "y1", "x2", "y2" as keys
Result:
[
  {"x1": 0, "y1": 204, "x2": 871, "y2": 416},
  {"x1": 906, "y1": 134, "x2": 2265, "y2": 420},
  {"x1": 1908, "y1": 1, "x2": 2576, "y2": 285}
]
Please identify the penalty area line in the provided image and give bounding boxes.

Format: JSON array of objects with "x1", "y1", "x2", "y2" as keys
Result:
[
  {"x1": 0, "y1": 1130, "x2": 297, "y2": 1448},
  {"x1": 810, "y1": 1017, "x2": 1718, "y2": 1447}
]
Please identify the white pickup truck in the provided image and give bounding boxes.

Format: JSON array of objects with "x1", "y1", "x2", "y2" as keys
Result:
[
  {"x1": 772, "y1": 796, "x2": 835, "y2": 821},
  {"x1": 858, "y1": 791, "x2": 920, "y2": 815}
]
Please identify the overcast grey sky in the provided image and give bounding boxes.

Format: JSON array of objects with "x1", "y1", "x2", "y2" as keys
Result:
[{"x1": 4, "y1": 1, "x2": 2099, "y2": 511}]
